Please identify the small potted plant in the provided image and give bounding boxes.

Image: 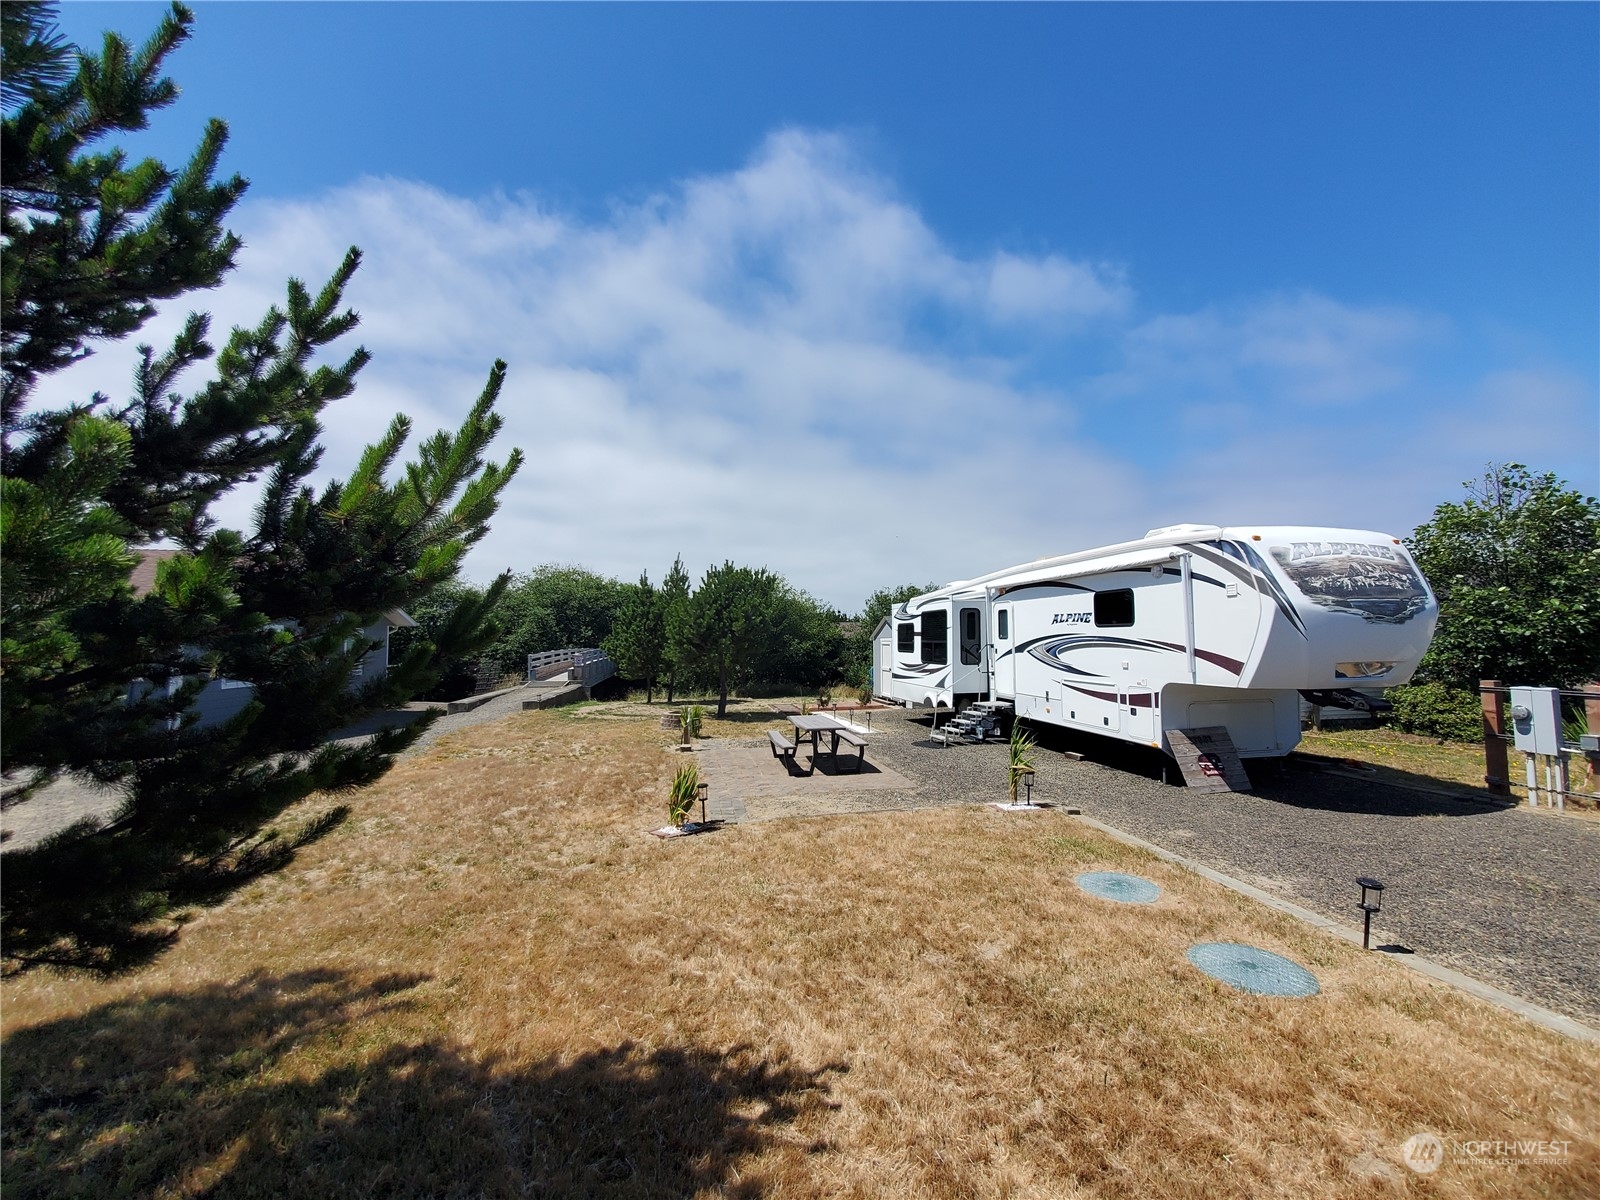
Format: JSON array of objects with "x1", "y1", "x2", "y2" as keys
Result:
[
  {"x1": 669, "y1": 761, "x2": 700, "y2": 828},
  {"x1": 1008, "y1": 722, "x2": 1037, "y2": 805}
]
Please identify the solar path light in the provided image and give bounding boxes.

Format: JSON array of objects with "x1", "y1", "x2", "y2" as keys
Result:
[
  {"x1": 697, "y1": 782, "x2": 709, "y2": 826},
  {"x1": 1022, "y1": 772, "x2": 1035, "y2": 807},
  {"x1": 1356, "y1": 877, "x2": 1385, "y2": 950}
]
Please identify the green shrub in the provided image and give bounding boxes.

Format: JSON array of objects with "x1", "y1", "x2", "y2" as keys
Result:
[
  {"x1": 684, "y1": 705, "x2": 704, "y2": 739},
  {"x1": 668, "y1": 762, "x2": 700, "y2": 827},
  {"x1": 1385, "y1": 682, "x2": 1482, "y2": 743},
  {"x1": 1008, "y1": 722, "x2": 1038, "y2": 803}
]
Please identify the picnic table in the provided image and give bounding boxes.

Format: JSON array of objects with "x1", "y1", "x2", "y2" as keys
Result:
[{"x1": 786, "y1": 714, "x2": 869, "y2": 772}]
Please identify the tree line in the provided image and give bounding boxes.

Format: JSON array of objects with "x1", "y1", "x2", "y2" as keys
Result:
[
  {"x1": 1388, "y1": 462, "x2": 1600, "y2": 740},
  {"x1": 404, "y1": 559, "x2": 860, "y2": 717},
  {"x1": 406, "y1": 459, "x2": 1600, "y2": 739}
]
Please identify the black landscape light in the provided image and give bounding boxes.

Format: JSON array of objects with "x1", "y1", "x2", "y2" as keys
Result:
[
  {"x1": 1356, "y1": 877, "x2": 1385, "y2": 950},
  {"x1": 1023, "y1": 772, "x2": 1035, "y2": 808},
  {"x1": 697, "y1": 782, "x2": 709, "y2": 826}
]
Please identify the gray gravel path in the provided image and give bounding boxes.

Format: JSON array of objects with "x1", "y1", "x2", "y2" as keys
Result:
[
  {"x1": 857, "y1": 707, "x2": 1600, "y2": 1026},
  {"x1": 399, "y1": 689, "x2": 535, "y2": 754}
]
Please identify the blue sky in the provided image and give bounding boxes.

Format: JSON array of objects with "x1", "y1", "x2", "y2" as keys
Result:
[{"x1": 46, "y1": 3, "x2": 1600, "y2": 609}]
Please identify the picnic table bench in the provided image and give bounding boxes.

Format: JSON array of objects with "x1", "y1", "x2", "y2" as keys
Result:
[
  {"x1": 833, "y1": 727, "x2": 868, "y2": 773},
  {"x1": 784, "y1": 715, "x2": 869, "y2": 773},
  {"x1": 768, "y1": 729, "x2": 798, "y2": 761}
]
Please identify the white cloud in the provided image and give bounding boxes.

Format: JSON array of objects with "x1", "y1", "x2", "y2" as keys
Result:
[
  {"x1": 986, "y1": 252, "x2": 1132, "y2": 324},
  {"x1": 1110, "y1": 293, "x2": 1445, "y2": 409},
  {"x1": 27, "y1": 129, "x2": 1596, "y2": 610}
]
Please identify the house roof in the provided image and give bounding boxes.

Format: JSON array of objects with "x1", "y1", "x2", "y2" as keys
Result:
[{"x1": 128, "y1": 548, "x2": 180, "y2": 598}]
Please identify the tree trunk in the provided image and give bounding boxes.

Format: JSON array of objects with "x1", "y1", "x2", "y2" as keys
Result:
[{"x1": 717, "y1": 660, "x2": 730, "y2": 718}]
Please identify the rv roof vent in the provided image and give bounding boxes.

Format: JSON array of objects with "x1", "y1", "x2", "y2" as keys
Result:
[{"x1": 1145, "y1": 523, "x2": 1219, "y2": 538}]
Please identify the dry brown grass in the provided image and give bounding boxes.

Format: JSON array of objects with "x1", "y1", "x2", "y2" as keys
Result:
[{"x1": 5, "y1": 707, "x2": 1598, "y2": 1198}]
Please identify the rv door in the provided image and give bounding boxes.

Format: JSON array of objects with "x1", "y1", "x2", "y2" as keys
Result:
[{"x1": 994, "y1": 605, "x2": 1015, "y2": 698}]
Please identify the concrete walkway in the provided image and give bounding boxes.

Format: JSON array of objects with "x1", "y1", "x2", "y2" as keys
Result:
[{"x1": 694, "y1": 738, "x2": 919, "y2": 823}]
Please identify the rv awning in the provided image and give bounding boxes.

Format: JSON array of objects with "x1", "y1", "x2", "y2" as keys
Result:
[{"x1": 990, "y1": 547, "x2": 1181, "y2": 595}]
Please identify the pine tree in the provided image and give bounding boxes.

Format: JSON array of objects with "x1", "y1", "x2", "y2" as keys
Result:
[
  {"x1": 2, "y1": 2, "x2": 247, "y2": 417},
  {"x1": 679, "y1": 562, "x2": 781, "y2": 718},
  {"x1": 603, "y1": 570, "x2": 665, "y2": 703},
  {"x1": 0, "y1": 3, "x2": 523, "y2": 968},
  {"x1": 659, "y1": 554, "x2": 691, "y2": 704}
]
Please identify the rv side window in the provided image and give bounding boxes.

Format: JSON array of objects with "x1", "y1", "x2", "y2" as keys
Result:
[
  {"x1": 1094, "y1": 589, "x2": 1135, "y2": 627},
  {"x1": 897, "y1": 622, "x2": 915, "y2": 653},
  {"x1": 997, "y1": 610, "x2": 1008, "y2": 639},
  {"x1": 920, "y1": 610, "x2": 948, "y2": 664}
]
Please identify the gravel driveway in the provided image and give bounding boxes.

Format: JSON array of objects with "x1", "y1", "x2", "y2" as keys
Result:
[{"x1": 858, "y1": 706, "x2": 1600, "y2": 1026}]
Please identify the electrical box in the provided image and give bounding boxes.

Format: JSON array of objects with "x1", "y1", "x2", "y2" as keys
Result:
[{"x1": 1509, "y1": 686, "x2": 1563, "y2": 755}]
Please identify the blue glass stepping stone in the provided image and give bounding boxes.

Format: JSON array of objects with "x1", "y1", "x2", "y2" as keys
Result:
[
  {"x1": 1075, "y1": 871, "x2": 1161, "y2": 904},
  {"x1": 1186, "y1": 943, "x2": 1321, "y2": 997}
]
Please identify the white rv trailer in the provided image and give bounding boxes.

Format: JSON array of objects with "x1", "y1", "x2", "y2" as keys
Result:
[{"x1": 872, "y1": 524, "x2": 1438, "y2": 759}]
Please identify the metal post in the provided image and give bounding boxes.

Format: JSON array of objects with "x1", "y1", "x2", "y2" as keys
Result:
[
  {"x1": 1356, "y1": 877, "x2": 1384, "y2": 950},
  {"x1": 1180, "y1": 554, "x2": 1197, "y2": 684},
  {"x1": 1481, "y1": 680, "x2": 1511, "y2": 796},
  {"x1": 1526, "y1": 752, "x2": 1538, "y2": 807},
  {"x1": 1586, "y1": 682, "x2": 1600, "y2": 798}
]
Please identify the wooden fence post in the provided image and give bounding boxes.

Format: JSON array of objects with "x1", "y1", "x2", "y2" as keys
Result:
[
  {"x1": 1481, "y1": 679, "x2": 1510, "y2": 796},
  {"x1": 1585, "y1": 681, "x2": 1600, "y2": 792}
]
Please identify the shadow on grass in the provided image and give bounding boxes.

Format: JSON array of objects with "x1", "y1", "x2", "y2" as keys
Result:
[
  {"x1": 1255, "y1": 755, "x2": 1521, "y2": 816},
  {"x1": 704, "y1": 710, "x2": 802, "y2": 726},
  {"x1": 3, "y1": 969, "x2": 843, "y2": 1199},
  {"x1": 2, "y1": 807, "x2": 352, "y2": 977}
]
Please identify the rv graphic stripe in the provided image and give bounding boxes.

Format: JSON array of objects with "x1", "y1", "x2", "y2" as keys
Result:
[
  {"x1": 1149, "y1": 640, "x2": 1246, "y2": 675},
  {"x1": 892, "y1": 662, "x2": 948, "y2": 677},
  {"x1": 1022, "y1": 634, "x2": 1245, "y2": 678},
  {"x1": 1062, "y1": 684, "x2": 1157, "y2": 707},
  {"x1": 1187, "y1": 541, "x2": 1308, "y2": 639},
  {"x1": 891, "y1": 675, "x2": 951, "y2": 689},
  {"x1": 992, "y1": 581, "x2": 1092, "y2": 599},
  {"x1": 1230, "y1": 540, "x2": 1309, "y2": 638}
]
